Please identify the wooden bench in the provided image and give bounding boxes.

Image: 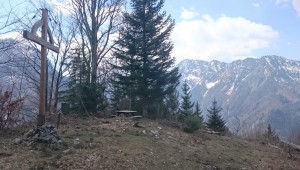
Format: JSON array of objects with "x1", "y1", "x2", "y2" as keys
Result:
[{"x1": 116, "y1": 110, "x2": 137, "y2": 117}]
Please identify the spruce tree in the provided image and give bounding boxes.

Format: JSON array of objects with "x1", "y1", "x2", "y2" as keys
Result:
[
  {"x1": 206, "y1": 98, "x2": 226, "y2": 132},
  {"x1": 264, "y1": 123, "x2": 279, "y2": 142},
  {"x1": 178, "y1": 80, "x2": 194, "y2": 121},
  {"x1": 112, "y1": 0, "x2": 180, "y2": 117},
  {"x1": 194, "y1": 101, "x2": 204, "y2": 123}
]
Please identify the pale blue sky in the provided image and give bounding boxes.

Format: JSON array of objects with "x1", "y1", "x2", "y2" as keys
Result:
[
  {"x1": 164, "y1": 0, "x2": 300, "y2": 62},
  {"x1": 2, "y1": 0, "x2": 300, "y2": 63}
]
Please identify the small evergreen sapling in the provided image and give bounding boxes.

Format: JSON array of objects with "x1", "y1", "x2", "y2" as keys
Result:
[
  {"x1": 183, "y1": 115, "x2": 203, "y2": 133},
  {"x1": 264, "y1": 123, "x2": 279, "y2": 143},
  {"x1": 206, "y1": 98, "x2": 226, "y2": 132},
  {"x1": 178, "y1": 80, "x2": 194, "y2": 121},
  {"x1": 194, "y1": 101, "x2": 204, "y2": 124}
]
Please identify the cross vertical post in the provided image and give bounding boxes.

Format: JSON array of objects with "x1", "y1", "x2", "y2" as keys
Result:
[
  {"x1": 23, "y1": 8, "x2": 59, "y2": 127},
  {"x1": 37, "y1": 9, "x2": 48, "y2": 126}
]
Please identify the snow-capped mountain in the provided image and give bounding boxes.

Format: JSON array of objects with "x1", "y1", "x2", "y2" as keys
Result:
[{"x1": 178, "y1": 56, "x2": 300, "y2": 138}]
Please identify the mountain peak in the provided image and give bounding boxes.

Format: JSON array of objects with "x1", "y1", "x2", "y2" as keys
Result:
[{"x1": 178, "y1": 56, "x2": 300, "y2": 138}]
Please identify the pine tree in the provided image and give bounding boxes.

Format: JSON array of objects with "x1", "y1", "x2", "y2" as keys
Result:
[
  {"x1": 112, "y1": 0, "x2": 180, "y2": 117},
  {"x1": 178, "y1": 80, "x2": 194, "y2": 121},
  {"x1": 194, "y1": 101, "x2": 204, "y2": 123},
  {"x1": 264, "y1": 123, "x2": 279, "y2": 142},
  {"x1": 206, "y1": 98, "x2": 226, "y2": 132}
]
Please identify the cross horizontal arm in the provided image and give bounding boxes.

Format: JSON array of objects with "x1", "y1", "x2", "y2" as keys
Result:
[{"x1": 23, "y1": 30, "x2": 59, "y2": 53}]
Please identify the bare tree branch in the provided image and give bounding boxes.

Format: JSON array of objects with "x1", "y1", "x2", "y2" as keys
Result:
[{"x1": 70, "y1": 0, "x2": 125, "y2": 83}]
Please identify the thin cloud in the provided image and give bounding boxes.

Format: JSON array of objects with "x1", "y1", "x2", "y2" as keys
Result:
[
  {"x1": 274, "y1": 0, "x2": 300, "y2": 16},
  {"x1": 292, "y1": 0, "x2": 300, "y2": 16},
  {"x1": 47, "y1": 0, "x2": 72, "y2": 15},
  {"x1": 180, "y1": 8, "x2": 200, "y2": 20},
  {"x1": 172, "y1": 15, "x2": 279, "y2": 62},
  {"x1": 252, "y1": 2, "x2": 261, "y2": 8},
  {"x1": 275, "y1": 0, "x2": 290, "y2": 5}
]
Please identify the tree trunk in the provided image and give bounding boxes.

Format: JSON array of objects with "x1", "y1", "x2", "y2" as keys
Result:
[
  {"x1": 156, "y1": 104, "x2": 161, "y2": 119},
  {"x1": 142, "y1": 102, "x2": 148, "y2": 117}
]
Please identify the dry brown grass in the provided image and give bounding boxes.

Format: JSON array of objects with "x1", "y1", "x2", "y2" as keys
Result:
[{"x1": 0, "y1": 116, "x2": 299, "y2": 170}]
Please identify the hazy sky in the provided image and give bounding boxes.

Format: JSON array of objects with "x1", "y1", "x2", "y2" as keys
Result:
[{"x1": 2, "y1": 0, "x2": 300, "y2": 63}]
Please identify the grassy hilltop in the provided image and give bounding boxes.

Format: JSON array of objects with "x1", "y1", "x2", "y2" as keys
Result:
[{"x1": 0, "y1": 116, "x2": 299, "y2": 170}]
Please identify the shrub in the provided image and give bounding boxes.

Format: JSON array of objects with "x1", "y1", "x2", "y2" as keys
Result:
[
  {"x1": 183, "y1": 115, "x2": 203, "y2": 133},
  {"x1": 0, "y1": 90, "x2": 24, "y2": 130}
]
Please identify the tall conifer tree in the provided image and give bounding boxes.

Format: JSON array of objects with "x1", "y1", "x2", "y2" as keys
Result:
[
  {"x1": 178, "y1": 80, "x2": 194, "y2": 121},
  {"x1": 112, "y1": 0, "x2": 180, "y2": 117},
  {"x1": 194, "y1": 101, "x2": 204, "y2": 123},
  {"x1": 206, "y1": 98, "x2": 226, "y2": 132}
]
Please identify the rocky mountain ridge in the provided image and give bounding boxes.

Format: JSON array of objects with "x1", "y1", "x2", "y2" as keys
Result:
[{"x1": 178, "y1": 56, "x2": 300, "y2": 138}]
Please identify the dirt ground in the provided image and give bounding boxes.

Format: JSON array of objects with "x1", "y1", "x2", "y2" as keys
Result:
[{"x1": 0, "y1": 116, "x2": 299, "y2": 170}]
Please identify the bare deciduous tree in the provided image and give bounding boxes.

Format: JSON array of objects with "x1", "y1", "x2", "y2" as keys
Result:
[
  {"x1": 3, "y1": 3, "x2": 75, "y2": 116},
  {"x1": 232, "y1": 116, "x2": 243, "y2": 135},
  {"x1": 70, "y1": 0, "x2": 125, "y2": 84},
  {"x1": 0, "y1": 1, "x2": 29, "y2": 64},
  {"x1": 47, "y1": 12, "x2": 76, "y2": 113}
]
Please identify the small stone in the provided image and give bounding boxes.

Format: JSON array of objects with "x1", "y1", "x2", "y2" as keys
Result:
[
  {"x1": 157, "y1": 126, "x2": 162, "y2": 130},
  {"x1": 167, "y1": 132, "x2": 173, "y2": 136},
  {"x1": 63, "y1": 148, "x2": 73, "y2": 155},
  {"x1": 73, "y1": 138, "x2": 80, "y2": 145},
  {"x1": 150, "y1": 130, "x2": 159, "y2": 136},
  {"x1": 88, "y1": 132, "x2": 97, "y2": 136},
  {"x1": 142, "y1": 130, "x2": 147, "y2": 134},
  {"x1": 12, "y1": 138, "x2": 22, "y2": 145},
  {"x1": 168, "y1": 136, "x2": 173, "y2": 139}
]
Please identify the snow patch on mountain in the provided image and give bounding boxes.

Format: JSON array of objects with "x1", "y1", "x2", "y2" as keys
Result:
[
  {"x1": 178, "y1": 55, "x2": 300, "y2": 139},
  {"x1": 226, "y1": 84, "x2": 235, "y2": 95},
  {"x1": 186, "y1": 74, "x2": 202, "y2": 83},
  {"x1": 206, "y1": 80, "x2": 219, "y2": 89},
  {"x1": 284, "y1": 65, "x2": 300, "y2": 74}
]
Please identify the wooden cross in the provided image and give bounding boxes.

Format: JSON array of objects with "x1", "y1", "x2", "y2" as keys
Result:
[{"x1": 23, "y1": 9, "x2": 59, "y2": 127}]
